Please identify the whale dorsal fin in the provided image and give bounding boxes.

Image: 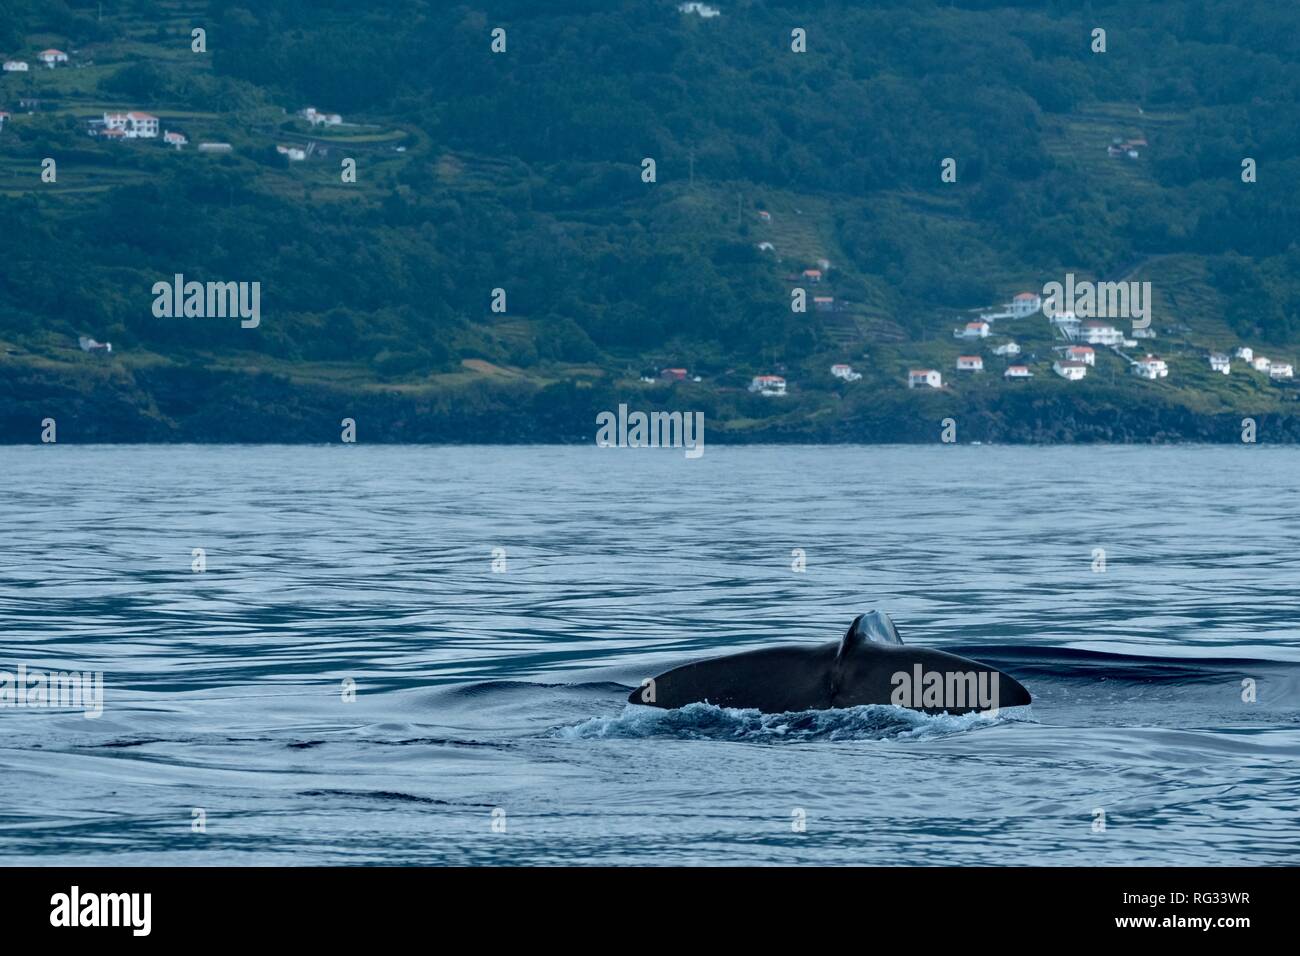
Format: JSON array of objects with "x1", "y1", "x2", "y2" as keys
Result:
[{"x1": 837, "y1": 611, "x2": 903, "y2": 661}]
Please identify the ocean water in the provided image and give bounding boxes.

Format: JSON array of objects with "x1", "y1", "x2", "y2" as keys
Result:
[{"x1": 1, "y1": 444, "x2": 1297, "y2": 866}]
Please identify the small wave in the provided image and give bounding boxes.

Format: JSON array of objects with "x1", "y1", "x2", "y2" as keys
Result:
[
  {"x1": 556, "y1": 702, "x2": 1034, "y2": 743},
  {"x1": 953, "y1": 645, "x2": 1300, "y2": 685}
]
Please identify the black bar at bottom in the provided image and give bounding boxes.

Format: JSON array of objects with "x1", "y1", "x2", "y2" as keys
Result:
[{"x1": 0, "y1": 866, "x2": 1280, "y2": 941}]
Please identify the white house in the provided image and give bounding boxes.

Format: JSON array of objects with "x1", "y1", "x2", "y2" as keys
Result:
[
  {"x1": 678, "y1": 2, "x2": 722, "y2": 16},
  {"x1": 163, "y1": 130, "x2": 187, "y2": 148},
  {"x1": 1004, "y1": 365, "x2": 1033, "y2": 379},
  {"x1": 1133, "y1": 327, "x2": 1158, "y2": 339},
  {"x1": 1050, "y1": 311, "x2": 1080, "y2": 336},
  {"x1": 756, "y1": 241, "x2": 774, "y2": 252},
  {"x1": 38, "y1": 49, "x2": 68, "y2": 67},
  {"x1": 1251, "y1": 355, "x2": 1272, "y2": 373},
  {"x1": 2, "y1": 60, "x2": 28, "y2": 72},
  {"x1": 1077, "y1": 321, "x2": 1123, "y2": 346},
  {"x1": 78, "y1": 335, "x2": 112, "y2": 354},
  {"x1": 1269, "y1": 362, "x2": 1294, "y2": 380},
  {"x1": 749, "y1": 375, "x2": 786, "y2": 396},
  {"x1": 198, "y1": 142, "x2": 233, "y2": 152},
  {"x1": 956, "y1": 355, "x2": 983, "y2": 372},
  {"x1": 1053, "y1": 360, "x2": 1088, "y2": 381},
  {"x1": 1235, "y1": 346, "x2": 1254, "y2": 363},
  {"x1": 276, "y1": 144, "x2": 307, "y2": 161},
  {"x1": 955, "y1": 321, "x2": 990, "y2": 340},
  {"x1": 1209, "y1": 353, "x2": 1230, "y2": 374},
  {"x1": 1010, "y1": 291, "x2": 1041, "y2": 317},
  {"x1": 756, "y1": 210, "x2": 771, "y2": 222},
  {"x1": 1065, "y1": 345, "x2": 1095, "y2": 366},
  {"x1": 301, "y1": 107, "x2": 342, "y2": 126},
  {"x1": 993, "y1": 342, "x2": 1021, "y2": 357},
  {"x1": 103, "y1": 111, "x2": 159, "y2": 138},
  {"x1": 1133, "y1": 355, "x2": 1169, "y2": 380},
  {"x1": 830, "y1": 364, "x2": 861, "y2": 382},
  {"x1": 907, "y1": 369, "x2": 942, "y2": 389}
]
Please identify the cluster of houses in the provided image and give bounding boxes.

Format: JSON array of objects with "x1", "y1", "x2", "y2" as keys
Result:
[
  {"x1": 81, "y1": 100, "x2": 343, "y2": 158},
  {"x1": 908, "y1": 356, "x2": 1034, "y2": 387},
  {"x1": 932, "y1": 285, "x2": 1295, "y2": 391},
  {"x1": 95, "y1": 110, "x2": 158, "y2": 138},
  {"x1": 678, "y1": 2, "x2": 722, "y2": 17},
  {"x1": 742, "y1": 362, "x2": 860, "y2": 397},
  {"x1": 650, "y1": 277, "x2": 1292, "y2": 400},
  {"x1": 915, "y1": 290, "x2": 1050, "y2": 387},
  {"x1": 924, "y1": 287, "x2": 1185, "y2": 387},
  {"x1": 300, "y1": 106, "x2": 343, "y2": 126},
  {"x1": 1229, "y1": 347, "x2": 1293, "y2": 380},
  {"x1": 2, "y1": 49, "x2": 68, "y2": 72},
  {"x1": 744, "y1": 363, "x2": 863, "y2": 394},
  {"x1": 86, "y1": 110, "x2": 189, "y2": 148}
]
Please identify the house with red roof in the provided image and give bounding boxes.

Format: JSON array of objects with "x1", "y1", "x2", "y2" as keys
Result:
[
  {"x1": 830, "y1": 363, "x2": 861, "y2": 382},
  {"x1": 749, "y1": 375, "x2": 787, "y2": 396},
  {"x1": 1010, "y1": 291, "x2": 1041, "y2": 317},
  {"x1": 1065, "y1": 345, "x2": 1095, "y2": 366},
  {"x1": 38, "y1": 49, "x2": 68, "y2": 67},
  {"x1": 1132, "y1": 355, "x2": 1168, "y2": 380},
  {"x1": 102, "y1": 111, "x2": 159, "y2": 138}
]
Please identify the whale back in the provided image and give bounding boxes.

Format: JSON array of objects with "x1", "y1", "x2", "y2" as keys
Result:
[{"x1": 629, "y1": 610, "x2": 1031, "y2": 714}]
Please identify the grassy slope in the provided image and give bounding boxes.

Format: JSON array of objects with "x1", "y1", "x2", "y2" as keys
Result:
[{"x1": 1, "y1": 3, "x2": 1297, "y2": 440}]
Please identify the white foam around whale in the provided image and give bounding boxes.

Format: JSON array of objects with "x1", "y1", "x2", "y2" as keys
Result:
[{"x1": 557, "y1": 702, "x2": 1036, "y2": 743}]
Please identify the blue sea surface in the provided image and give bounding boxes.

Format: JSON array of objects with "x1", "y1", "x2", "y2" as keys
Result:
[{"x1": 0, "y1": 444, "x2": 1297, "y2": 865}]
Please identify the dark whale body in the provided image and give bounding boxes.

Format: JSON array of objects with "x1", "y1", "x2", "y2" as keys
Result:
[{"x1": 629, "y1": 611, "x2": 1031, "y2": 715}]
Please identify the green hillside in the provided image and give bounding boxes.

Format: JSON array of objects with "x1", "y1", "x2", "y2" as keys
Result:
[{"x1": 2, "y1": 0, "x2": 1300, "y2": 442}]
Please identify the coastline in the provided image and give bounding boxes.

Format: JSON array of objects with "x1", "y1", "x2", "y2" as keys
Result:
[{"x1": 4, "y1": 366, "x2": 1299, "y2": 444}]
